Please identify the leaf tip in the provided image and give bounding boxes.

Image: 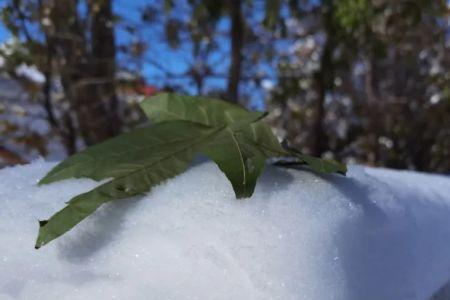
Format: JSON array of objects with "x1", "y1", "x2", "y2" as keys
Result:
[
  {"x1": 34, "y1": 239, "x2": 44, "y2": 249},
  {"x1": 38, "y1": 174, "x2": 54, "y2": 185},
  {"x1": 233, "y1": 187, "x2": 255, "y2": 200},
  {"x1": 35, "y1": 220, "x2": 49, "y2": 249},
  {"x1": 336, "y1": 162, "x2": 348, "y2": 176}
]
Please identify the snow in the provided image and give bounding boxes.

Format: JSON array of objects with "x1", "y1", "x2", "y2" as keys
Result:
[
  {"x1": 14, "y1": 63, "x2": 46, "y2": 84},
  {"x1": 1, "y1": 161, "x2": 450, "y2": 300}
]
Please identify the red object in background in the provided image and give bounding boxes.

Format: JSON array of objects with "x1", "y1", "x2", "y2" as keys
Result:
[{"x1": 136, "y1": 85, "x2": 157, "y2": 96}]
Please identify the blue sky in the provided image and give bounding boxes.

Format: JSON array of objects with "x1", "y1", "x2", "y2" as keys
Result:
[
  {"x1": 0, "y1": 24, "x2": 9, "y2": 41},
  {"x1": 115, "y1": 0, "x2": 230, "y2": 93},
  {"x1": 0, "y1": 1, "x2": 10, "y2": 40}
]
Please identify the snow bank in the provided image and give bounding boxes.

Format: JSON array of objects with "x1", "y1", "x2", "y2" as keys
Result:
[{"x1": 1, "y1": 161, "x2": 450, "y2": 300}]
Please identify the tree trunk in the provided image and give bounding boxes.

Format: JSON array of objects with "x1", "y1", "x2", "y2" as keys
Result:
[
  {"x1": 88, "y1": 0, "x2": 120, "y2": 142},
  {"x1": 312, "y1": 69, "x2": 327, "y2": 157},
  {"x1": 311, "y1": 4, "x2": 334, "y2": 157},
  {"x1": 226, "y1": 0, "x2": 243, "y2": 103},
  {"x1": 312, "y1": 37, "x2": 333, "y2": 157},
  {"x1": 52, "y1": 0, "x2": 120, "y2": 147}
]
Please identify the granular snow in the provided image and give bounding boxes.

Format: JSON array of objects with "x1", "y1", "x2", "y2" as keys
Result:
[{"x1": 1, "y1": 160, "x2": 450, "y2": 300}]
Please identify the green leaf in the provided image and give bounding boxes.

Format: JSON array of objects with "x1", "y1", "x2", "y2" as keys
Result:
[
  {"x1": 292, "y1": 153, "x2": 347, "y2": 175},
  {"x1": 279, "y1": 153, "x2": 347, "y2": 175},
  {"x1": 39, "y1": 121, "x2": 216, "y2": 185},
  {"x1": 201, "y1": 127, "x2": 266, "y2": 198},
  {"x1": 140, "y1": 92, "x2": 265, "y2": 127},
  {"x1": 36, "y1": 93, "x2": 346, "y2": 248},
  {"x1": 36, "y1": 121, "x2": 221, "y2": 248},
  {"x1": 277, "y1": 141, "x2": 347, "y2": 175},
  {"x1": 140, "y1": 93, "x2": 287, "y2": 197}
]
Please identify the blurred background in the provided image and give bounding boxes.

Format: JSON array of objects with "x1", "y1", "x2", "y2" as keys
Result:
[{"x1": 0, "y1": 0, "x2": 449, "y2": 172}]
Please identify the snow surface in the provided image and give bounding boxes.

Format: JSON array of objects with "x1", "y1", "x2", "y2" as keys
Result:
[{"x1": 1, "y1": 160, "x2": 450, "y2": 300}]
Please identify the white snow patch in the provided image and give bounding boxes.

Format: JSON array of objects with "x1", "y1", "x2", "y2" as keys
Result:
[
  {"x1": 1, "y1": 161, "x2": 450, "y2": 300},
  {"x1": 15, "y1": 63, "x2": 45, "y2": 84}
]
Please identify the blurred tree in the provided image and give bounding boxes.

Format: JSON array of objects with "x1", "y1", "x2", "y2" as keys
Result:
[
  {"x1": 153, "y1": 0, "x2": 282, "y2": 104},
  {"x1": 1, "y1": 0, "x2": 120, "y2": 149},
  {"x1": 0, "y1": 0, "x2": 449, "y2": 172},
  {"x1": 226, "y1": 0, "x2": 243, "y2": 102},
  {"x1": 140, "y1": 0, "x2": 222, "y2": 96},
  {"x1": 45, "y1": 0, "x2": 120, "y2": 146},
  {"x1": 267, "y1": 0, "x2": 450, "y2": 172}
]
